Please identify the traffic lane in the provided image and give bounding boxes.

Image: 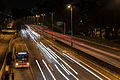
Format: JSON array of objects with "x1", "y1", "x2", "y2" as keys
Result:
[
  {"x1": 39, "y1": 40, "x2": 106, "y2": 80},
  {"x1": 13, "y1": 67, "x2": 33, "y2": 80},
  {"x1": 27, "y1": 25, "x2": 119, "y2": 79},
  {"x1": 24, "y1": 36, "x2": 65, "y2": 80},
  {"x1": 25, "y1": 34, "x2": 86, "y2": 80},
  {"x1": 46, "y1": 39, "x2": 119, "y2": 80},
  {"x1": 23, "y1": 28, "x2": 116, "y2": 80},
  {"x1": 24, "y1": 37, "x2": 47, "y2": 80},
  {"x1": 25, "y1": 36, "x2": 74, "y2": 80},
  {"x1": 23, "y1": 29, "x2": 57, "y2": 80},
  {"x1": 25, "y1": 30, "x2": 103, "y2": 80},
  {"x1": 41, "y1": 36, "x2": 119, "y2": 80}
]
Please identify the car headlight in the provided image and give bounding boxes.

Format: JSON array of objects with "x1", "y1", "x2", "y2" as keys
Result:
[
  {"x1": 16, "y1": 63, "x2": 18, "y2": 66},
  {"x1": 27, "y1": 63, "x2": 29, "y2": 65}
]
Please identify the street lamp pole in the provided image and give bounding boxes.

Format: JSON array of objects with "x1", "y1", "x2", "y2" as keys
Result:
[
  {"x1": 41, "y1": 14, "x2": 46, "y2": 25},
  {"x1": 67, "y1": 4, "x2": 73, "y2": 36},
  {"x1": 71, "y1": 7, "x2": 73, "y2": 36},
  {"x1": 50, "y1": 12, "x2": 54, "y2": 31},
  {"x1": 36, "y1": 15, "x2": 40, "y2": 25},
  {"x1": 67, "y1": 4, "x2": 73, "y2": 46}
]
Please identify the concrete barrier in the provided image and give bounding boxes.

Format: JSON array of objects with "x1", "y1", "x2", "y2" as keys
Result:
[
  {"x1": 0, "y1": 38, "x2": 13, "y2": 79},
  {"x1": 0, "y1": 48, "x2": 9, "y2": 79}
]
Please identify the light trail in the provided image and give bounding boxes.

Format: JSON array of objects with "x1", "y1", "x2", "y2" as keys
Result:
[
  {"x1": 42, "y1": 59, "x2": 56, "y2": 80},
  {"x1": 36, "y1": 60, "x2": 46, "y2": 80},
  {"x1": 55, "y1": 64, "x2": 70, "y2": 80},
  {"x1": 62, "y1": 52, "x2": 111, "y2": 80},
  {"x1": 39, "y1": 42, "x2": 79, "y2": 79},
  {"x1": 37, "y1": 44, "x2": 52, "y2": 59},
  {"x1": 49, "y1": 45, "x2": 107, "y2": 80},
  {"x1": 46, "y1": 47, "x2": 78, "y2": 75},
  {"x1": 40, "y1": 42, "x2": 78, "y2": 75}
]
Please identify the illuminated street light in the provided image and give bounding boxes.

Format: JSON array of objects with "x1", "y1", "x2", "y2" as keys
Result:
[
  {"x1": 35, "y1": 15, "x2": 40, "y2": 25},
  {"x1": 36, "y1": 14, "x2": 40, "y2": 18},
  {"x1": 67, "y1": 4, "x2": 73, "y2": 46},
  {"x1": 67, "y1": 4, "x2": 71, "y2": 9},
  {"x1": 41, "y1": 14, "x2": 46, "y2": 24},
  {"x1": 50, "y1": 12, "x2": 54, "y2": 31},
  {"x1": 67, "y1": 4, "x2": 73, "y2": 36}
]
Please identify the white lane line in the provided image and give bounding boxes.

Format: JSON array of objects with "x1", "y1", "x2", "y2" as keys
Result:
[
  {"x1": 55, "y1": 64, "x2": 70, "y2": 80},
  {"x1": 36, "y1": 60, "x2": 46, "y2": 80},
  {"x1": 62, "y1": 53, "x2": 111, "y2": 80},
  {"x1": 42, "y1": 59, "x2": 56, "y2": 80}
]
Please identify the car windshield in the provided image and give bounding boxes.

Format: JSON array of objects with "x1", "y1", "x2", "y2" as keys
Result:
[{"x1": 16, "y1": 55, "x2": 28, "y2": 62}]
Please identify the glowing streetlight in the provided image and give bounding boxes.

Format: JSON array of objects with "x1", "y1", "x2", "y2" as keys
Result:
[
  {"x1": 67, "y1": 4, "x2": 73, "y2": 46},
  {"x1": 67, "y1": 4, "x2": 71, "y2": 9},
  {"x1": 41, "y1": 14, "x2": 46, "y2": 24},
  {"x1": 36, "y1": 14, "x2": 40, "y2": 18},
  {"x1": 67, "y1": 4, "x2": 73, "y2": 36},
  {"x1": 35, "y1": 15, "x2": 40, "y2": 25}
]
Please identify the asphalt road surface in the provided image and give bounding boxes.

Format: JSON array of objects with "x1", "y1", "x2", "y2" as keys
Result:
[{"x1": 12, "y1": 28, "x2": 120, "y2": 80}]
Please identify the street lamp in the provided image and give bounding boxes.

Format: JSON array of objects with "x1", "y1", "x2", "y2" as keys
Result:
[
  {"x1": 50, "y1": 12, "x2": 54, "y2": 31},
  {"x1": 67, "y1": 4, "x2": 73, "y2": 46},
  {"x1": 41, "y1": 14, "x2": 46, "y2": 25},
  {"x1": 67, "y1": 4, "x2": 73, "y2": 36},
  {"x1": 35, "y1": 14, "x2": 40, "y2": 25}
]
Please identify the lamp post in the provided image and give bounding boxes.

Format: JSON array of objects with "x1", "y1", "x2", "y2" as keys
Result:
[
  {"x1": 67, "y1": 4, "x2": 73, "y2": 36},
  {"x1": 50, "y1": 12, "x2": 54, "y2": 31},
  {"x1": 67, "y1": 4, "x2": 73, "y2": 46},
  {"x1": 41, "y1": 14, "x2": 46, "y2": 25},
  {"x1": 36, "y1": 14, "x2": 40, "y2": 25}
]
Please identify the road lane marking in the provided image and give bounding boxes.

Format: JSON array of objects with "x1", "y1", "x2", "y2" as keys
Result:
[
  {"x1": 55, "y1": 64, "x2": 70, "y2": 80},
  {"x1": 42, "y1": 59, "x2": 56, "y2": 80},
  {"x1": 49, "y1": 64, "x2": 54, "y2": 71},
  {"x1": 36, "y1": 60, "x2": 46, "y2": 80},
  {"x1": 40, "y1": 53, "x2": 43, "y2": 56}
]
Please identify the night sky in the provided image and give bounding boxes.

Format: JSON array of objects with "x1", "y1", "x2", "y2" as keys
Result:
[{"x1": 1, "y1": 0, "x2": 120, "y2": 24}]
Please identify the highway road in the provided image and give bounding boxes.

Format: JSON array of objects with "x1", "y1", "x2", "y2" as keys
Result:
[
  {"x1": 31, "y1": 25, "x2": 120, "y2": 69},
  {"x1": 12, "y1": 27, "x2": 120, "y2": 80}
]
